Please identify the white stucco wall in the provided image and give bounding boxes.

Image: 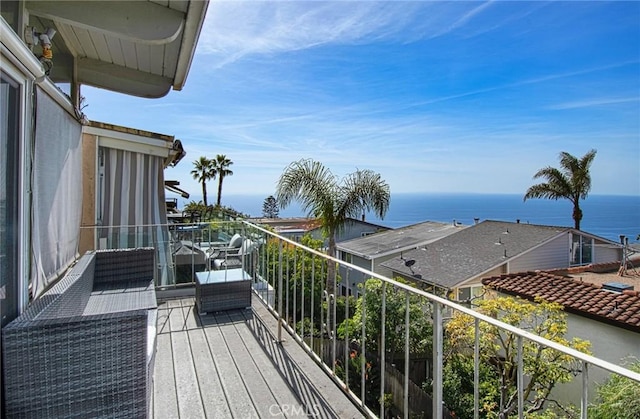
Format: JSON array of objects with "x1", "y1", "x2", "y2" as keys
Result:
[{"x1": 553, "y1": 313, "x2": 639, "y2": 403}]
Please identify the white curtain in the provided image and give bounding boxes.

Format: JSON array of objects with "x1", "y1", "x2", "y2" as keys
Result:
[
  {"x1": 31, "y1": 87, "x2": 83, "y2": 297},
  {"x1": 100, "y1": 148, "x2": 173, "y2": 285}
]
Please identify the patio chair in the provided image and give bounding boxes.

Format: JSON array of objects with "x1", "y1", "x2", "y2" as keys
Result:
[{"x1": 210, "y1": 238, "x2": 258, "y2": 271}]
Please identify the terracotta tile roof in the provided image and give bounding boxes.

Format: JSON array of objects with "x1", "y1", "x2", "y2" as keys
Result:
[{"x1": 482, "y1": 272, "x2": 640, "y2": 333}]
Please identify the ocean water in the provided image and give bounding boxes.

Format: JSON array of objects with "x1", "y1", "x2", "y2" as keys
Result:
[{"x1": 187, "y1": 193, "x2": 639, "y2": 243}]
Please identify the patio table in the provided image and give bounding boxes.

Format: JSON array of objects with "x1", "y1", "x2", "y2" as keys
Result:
[{"x1": 195, "y1": 268, "x2": 252, "y2": 313}]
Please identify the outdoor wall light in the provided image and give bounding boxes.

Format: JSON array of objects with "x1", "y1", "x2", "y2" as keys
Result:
[{"x1": 25, "y1": 26, "x2": 56, "y2": 68}]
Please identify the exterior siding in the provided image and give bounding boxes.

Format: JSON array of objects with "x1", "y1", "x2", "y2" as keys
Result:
[
  {"x1": 313, "y1": 219, "x2": 388, "y2": 245},
  {"x1": 508, "y1": 234, "x2": 570, "y2": 272},
  {"x1": 456, "y1": 264, "x2": 506, "y2": 290},
  {"x1": 373, "y1": 254, "x2": 397, "y2": 281},
  {"x1": 593, "y1": 239, "x2": 621, "y2": 264},
  {"x1": 338, "y1": 251, "x2": 400, "y2": 294}
]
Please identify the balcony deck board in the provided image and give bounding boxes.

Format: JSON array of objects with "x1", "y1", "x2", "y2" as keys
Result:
[{"x1": 153, "y1": 295, "x2": 365, "y2": 419}]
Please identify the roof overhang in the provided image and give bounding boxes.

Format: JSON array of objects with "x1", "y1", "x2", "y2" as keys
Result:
[
  {"x1": 165, "y1": 181, "x2": 189, "y2": 199},
  {"x1": 24, "y1": 0, "x2": 208, "y2": 98},
  {"x1": 83, "y1": 121, "x2": 174, "y2": 158}
]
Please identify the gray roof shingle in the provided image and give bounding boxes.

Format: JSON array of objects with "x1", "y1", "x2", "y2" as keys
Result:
[
  {"x1": 380, "y1": 220, "x2": 570, "y2": 288},
  {"x1": 337, "y1": 221, "x2": 462, "y2": 259}
]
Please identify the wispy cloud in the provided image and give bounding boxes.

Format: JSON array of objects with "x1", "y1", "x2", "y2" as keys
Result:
[
  {"x1": 429, "y1": 0, "x2": 495, "y2": 38},
  {"x1": 548, "y1": 97, "x2": 639, "y2": 110},
  {"x1": 197, "y1": 1, "x2": 506, "y2": 68}
]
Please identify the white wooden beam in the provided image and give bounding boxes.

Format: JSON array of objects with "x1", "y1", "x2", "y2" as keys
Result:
[
  {"x1": 77, "y1": 57, "x2": 172, "y2": 98},
  {"x1": 27, "y1": 1, "x2": 184, "y2": 45}
]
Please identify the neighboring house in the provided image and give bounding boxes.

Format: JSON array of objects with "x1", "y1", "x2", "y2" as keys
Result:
[
  {"x1": 250, "y1": 217, "x2": 322, "y2": 242},
  {"x1": 79, "y1": 121, "x2": 187, "y2": 285},
  {"x1": 308, "y1": 216, "x2": 391, "y2": 246},
  {"x1": 251, "y1": 216, "x2": 389, "y2": 245},
  {"x1": 165, "y1": 180, "x2": 190, "y2": 214},
  {"x1": 482, "y1": 271, "x2": 640, "y2": 401},
  {"x1": 1, "y1": 0, "x2": 207, "y2": 407},
  {"x1": 336, "y1": 221, "x2": 463, "y2": 295},
  {"x1": 380, "y1": 220, "x2": 623, "y2": 301}
]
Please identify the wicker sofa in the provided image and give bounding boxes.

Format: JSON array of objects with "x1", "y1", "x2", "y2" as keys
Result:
[{"x1": 2, "y1": 248, "x2": 158, "y2": 419}]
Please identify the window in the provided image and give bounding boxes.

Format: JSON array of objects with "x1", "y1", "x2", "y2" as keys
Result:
[
  {"x1": 571, "y1": 233, "x2": 593, "y2": 266},
  {"x1": 1, "y1": 71, "x2": 20, "y2": 327}
]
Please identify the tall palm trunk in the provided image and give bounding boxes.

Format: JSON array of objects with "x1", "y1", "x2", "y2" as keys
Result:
[
  {"x1": 216, "y1": 175, "x2": 224, "y2": 206},
  {"x1": 572, "y1": 201, "x2": 582, "y2": 230},
  {"x1": 202, "y1": 180, "x2": 208, "y2": 207}
]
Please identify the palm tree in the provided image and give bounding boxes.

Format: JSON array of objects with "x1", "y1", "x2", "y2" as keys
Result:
[
  {"x1": 276, "y1": 158, "x2": 390, "y2": 295},
  {"x1": 191, "y1": 156, "x2": 213, "y2": 207},
  {"x1": 211, "y1": 154, "x2": 233, "y2": 207},
  {"x1": 524, "y1": 149, "x2": 597, "y2": 230}
]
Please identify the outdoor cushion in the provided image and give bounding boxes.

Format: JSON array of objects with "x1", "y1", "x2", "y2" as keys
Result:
[{"x1": 228, "y1": 233, "x2": 243, "y2": 248}]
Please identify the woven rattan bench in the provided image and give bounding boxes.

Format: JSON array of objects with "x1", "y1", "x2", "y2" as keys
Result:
[{"x1": 2, "y1": 248, "x2": 157, "y2": 419}]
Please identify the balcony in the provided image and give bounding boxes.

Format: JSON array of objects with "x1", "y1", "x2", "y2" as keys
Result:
[
  {"x1": 153, "y1": 296, "x2": 363, "y2": 418},
  {"x1": 83, "y1": 219, "x2": 640, "y2": 418}
]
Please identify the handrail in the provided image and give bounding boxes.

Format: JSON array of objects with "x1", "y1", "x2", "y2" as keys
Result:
[
  {"x1": 86, "y1": 219, "x2": 640, "y2": 417},
  {"x1": 242, "y1": 219, "x2": 640, "y2": 383}
]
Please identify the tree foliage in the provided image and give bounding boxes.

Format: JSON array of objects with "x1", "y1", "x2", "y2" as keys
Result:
[
  {"x1": 336, "y1": 278, "x2": 432, "y2": 413},
  {"x1": 338, "y1": 278, "x2": 432, "y2": 364},
  {"x1": 524, "y1": 149, "x2": 597, "y2": 230},
  {"x1": 444, "y1": 296, "x2": 591, "y2": 418},
  {"x1": 276, "y1": 159, "x2": 390, "y2": 296},
  {"x1": 589, "y1": 360, "x2": 640, "y2": 419},
  {"x1": 264, "y1": 234, "x2": 328, "y2": 332},
  {"x1": 262, "y1": 195, "x2": 279, "y2": 218}
]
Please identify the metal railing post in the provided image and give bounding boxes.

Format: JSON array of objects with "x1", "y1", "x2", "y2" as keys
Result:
[
  {"x1": 517, "y1": 335, "x2": 524, "y2": 419},
  {"x1": 581, "y1": 361, "x2": 589, "y2": 419},
  {"x1": 380, "y1": 281, "x2": 387, "y2": 419},
  {"x1": 293, "y1": 248, "x2": 298, "y2": 334},
  {"x1": 404, "y1": 291, "x2": 410, "y2": 419},
  {"x1": 311, "y1": 255, "x2": 315, "y2": 352},
  {"x1": 474, "y1": 318, "x2": 480, "y2": 419},
  {"x1": 286, "y1": 246, "x2": 290, "y2": 323},
  {"x1": 301, "y1": 253, "x2": 305, "y2": 338},
  {"x1": 277, "y1": 239, "x2": 283, "y2": 343},
  {"x1": 433, "y1": 301, "x2": 443, "y2": 419},
  {"x1": 361, "y1": 279, "x2": 367, "y2": 408},
  {"x1": 344, "y1": 278, "x2": 349, "y2": 384}
]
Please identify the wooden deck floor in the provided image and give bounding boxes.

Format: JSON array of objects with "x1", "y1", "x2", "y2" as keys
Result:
[{"x1": 152, "y1": 296, "x2": 365, "y2": 419}]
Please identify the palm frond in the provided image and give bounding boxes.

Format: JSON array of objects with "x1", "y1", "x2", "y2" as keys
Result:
[
  {"x1": 340, "y1": 169, "x2": 390, "y2": 219},
  {"x1": 275, "y1": 159, "x2": 337, "y2": 217}
]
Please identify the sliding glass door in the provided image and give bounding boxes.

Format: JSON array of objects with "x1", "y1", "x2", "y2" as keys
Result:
[{"x1": 0, "y1": 71, "x2": 20, "y2": 327}]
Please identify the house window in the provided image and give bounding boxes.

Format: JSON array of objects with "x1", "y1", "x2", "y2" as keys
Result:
[
  {"x1": 1, "y1": 71, "x2": 20, "y2": 327},
  {"x1": 458, "y1": 287, "x2": 471, "y2": 302},
  {"x1": 571, "y1": 233, "x2": 593, "y2": 266}
]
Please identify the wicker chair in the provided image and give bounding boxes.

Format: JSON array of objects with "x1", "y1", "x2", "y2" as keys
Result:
[{"x1": 2, "y1": 248, "x2": 157, "y2": 419}]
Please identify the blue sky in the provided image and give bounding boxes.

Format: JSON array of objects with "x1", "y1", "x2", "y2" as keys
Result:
[{"x1": 82, "y1": 1, "x2": 640, "y2": 200}]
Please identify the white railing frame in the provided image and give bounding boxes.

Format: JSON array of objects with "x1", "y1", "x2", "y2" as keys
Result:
[{"x1": 85, "y1": 220, "x2": 640, "y2": 418}]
